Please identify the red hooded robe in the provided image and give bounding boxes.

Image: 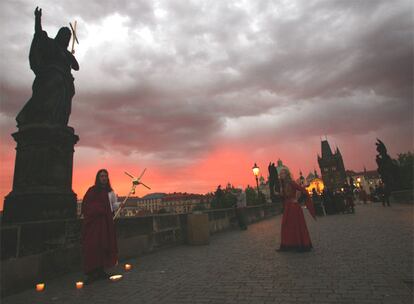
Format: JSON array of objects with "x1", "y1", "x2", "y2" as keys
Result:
[{"x1": 81, "y1": 186, "x2": 118, "y2": 273}]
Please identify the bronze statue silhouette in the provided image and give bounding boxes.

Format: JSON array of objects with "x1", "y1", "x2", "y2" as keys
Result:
[
  {"x1": 16, "y1": 7, "x2": 79, "y2": 127},
  {"x1": 375, "y1": 139, "x2": 399, "y2": 204},
  {"x1": 268, "y1": 162, "x2": 280, "y2": 202}
]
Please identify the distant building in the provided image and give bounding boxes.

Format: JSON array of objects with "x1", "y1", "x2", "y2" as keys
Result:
[
  {"x1": 300, "y1": 169, "x2": 321, "y2": 186},
  {"x1": 306, "y1": 177, "x2": 325, "y2": 195},
  {"x1": 346, "y1": 169, "x2": 381, "y2": 194},
  {"x1": 297, "y1": 171, "x2": 306, "y2": 186},
  {"x1": 119, "y1": 192, "x2": 211, "y2": 217},
  {"x1": 305, "y1": 172, "x2": 316, "y2": 185},
  {"x1": 163, "y1": 193, "x2": 211, "y2": 213},
  {"x1": 78, "y1": 192, "x2": 213, "y2": 218},
  {"x1": 77, "y1": 199, "x2": 82, "y2": 217},
  {"x1": 258, "y1": 175, "x2": 271, "y2": 202},
  {"x1": 318, "y1": 139, "x2": 347, "y2": 192},
  {"x1": 119, "y1": 193, "x2": 166, "y2": 216},
  {"x1": 295, "y1": 170, "x2": 325, "y2": 194}
]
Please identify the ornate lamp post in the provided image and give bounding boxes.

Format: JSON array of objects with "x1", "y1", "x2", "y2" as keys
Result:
[{"x1": 252, "y1": 163, "x2": 260, "y2": 196}]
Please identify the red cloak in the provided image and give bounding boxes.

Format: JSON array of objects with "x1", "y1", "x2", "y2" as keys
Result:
[{"x1": 81, "y1": 186, "x2": 118, "y2": 274}]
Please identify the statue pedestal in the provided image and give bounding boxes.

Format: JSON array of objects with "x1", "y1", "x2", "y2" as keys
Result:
[{"x1": 3, "y1": 125, "x2": 79, "y2": 223}]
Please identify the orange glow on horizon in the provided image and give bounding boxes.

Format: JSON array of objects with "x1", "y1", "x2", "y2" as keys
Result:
[{"x1": 0, "y1": 139, "x2": 382, "y2": 210}]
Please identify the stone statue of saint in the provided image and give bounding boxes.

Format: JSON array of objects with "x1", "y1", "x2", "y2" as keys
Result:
[
  {"x1": 272, "y1": 163, "x2": 281, "y2": 193},
  {"x1": 16, "y1": 7, "x2": 79, "y2": 127},
  {"x1": 268, "y1": 162, "x2": 281, "y2": 202},
  {"x1": 375, "y1": 139, "x2": 398, "y2": 194}
]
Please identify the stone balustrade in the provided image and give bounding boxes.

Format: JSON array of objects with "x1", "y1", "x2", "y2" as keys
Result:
[{"x1": 0, "y1": 203, "x2": 281, "y2": 297}]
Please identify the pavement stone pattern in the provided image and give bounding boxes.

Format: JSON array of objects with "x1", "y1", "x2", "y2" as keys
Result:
[{"x1": 3, "y1": 203, "x2": 413, "y2": 304}]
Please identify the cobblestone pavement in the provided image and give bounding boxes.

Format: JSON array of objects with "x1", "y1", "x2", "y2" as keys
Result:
[{"x1": 3, "y1": 203, "x2": 413, "y2": 304}]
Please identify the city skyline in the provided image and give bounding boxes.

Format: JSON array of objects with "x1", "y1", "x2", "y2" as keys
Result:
[{"x1": 0, "y1": 0, "x2": 412, "y2": 207}]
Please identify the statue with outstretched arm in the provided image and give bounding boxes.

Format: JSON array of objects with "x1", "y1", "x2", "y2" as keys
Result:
[{"x1": 16, "y1": 7, "x2": 79, "y2": 127}]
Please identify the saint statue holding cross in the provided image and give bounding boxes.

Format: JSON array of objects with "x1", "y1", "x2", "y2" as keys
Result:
[{"x1": 16, "y1": 7, "x2": 80, "y2": 127}]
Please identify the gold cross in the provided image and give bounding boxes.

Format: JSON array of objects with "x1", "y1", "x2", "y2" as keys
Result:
[{"x1": 69, "y1": 21, "x2": 79, "y2": 54}]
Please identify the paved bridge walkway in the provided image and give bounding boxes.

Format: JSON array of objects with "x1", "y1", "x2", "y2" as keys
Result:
[{"x1": 3, "y1": 203, "x2": 413, "y2": 304}]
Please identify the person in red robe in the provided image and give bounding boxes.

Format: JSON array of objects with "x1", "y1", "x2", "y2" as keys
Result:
[
  {"x1": 81, "y1": 169, "x2": 118, "y2": 284},
  {"x1": 277, "y1": 168, "x2": 316, "y2": 252}
]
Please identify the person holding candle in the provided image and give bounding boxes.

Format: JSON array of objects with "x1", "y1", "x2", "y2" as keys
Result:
[
  {"x1": 81, "y1": 169, "x2": 118, "y2": 284},
  {"x1": 277, "y1": 168, "x2": 316, "y2": 252}
]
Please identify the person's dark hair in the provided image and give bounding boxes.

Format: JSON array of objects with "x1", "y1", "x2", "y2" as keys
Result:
[{"x1": 94, "y1": 169, "x2": 113, "y2": 192}]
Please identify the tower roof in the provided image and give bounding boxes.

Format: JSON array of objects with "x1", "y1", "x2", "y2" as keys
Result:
[
  {"x1": 321, "y1": 140, "x2": 333, "y2": 158},
  {"x1": 335, "y1": 146, "x2": 342, "y2": 156}
]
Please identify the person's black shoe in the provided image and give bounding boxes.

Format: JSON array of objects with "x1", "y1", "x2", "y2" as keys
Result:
[
  {"x1": 97, "y1": 270, "x2": 111, "y2": 280},
  {"x1": 84, "y1": 273, "x2": 98, "y2": 285}
]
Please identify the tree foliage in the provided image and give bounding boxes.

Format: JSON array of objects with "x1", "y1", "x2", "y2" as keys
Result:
[
  {"x1": 397, "y1": 152, "x2": 414, "y2": 190},
  {"x1": 211, "y1": 185, "x2": 237, "y2": 209}
]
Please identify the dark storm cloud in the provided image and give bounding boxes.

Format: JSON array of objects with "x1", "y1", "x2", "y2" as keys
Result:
[
  {"x1": 0, "y1": 0, "x2": 412, "y2": 166},
  {"x1": 239, "y1": 0, "x2": 412, "y2": 100}
]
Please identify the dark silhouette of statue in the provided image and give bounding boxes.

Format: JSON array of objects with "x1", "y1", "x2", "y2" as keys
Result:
[
  {"x1": 3, "y1": 7, "x2": 80, "y2": 223},
  {"x1": 16, "y1": 7, "x2": 79, "y2": 127},
  {"x1": 268, "y1": 163, "x2": 275, "y2": 200},
  {"x1": 375, "y1": 139, "x2": 399, "y2": 203},
  {"x1": 268, "y1": 162, "x2": 280, "y2": 202}
]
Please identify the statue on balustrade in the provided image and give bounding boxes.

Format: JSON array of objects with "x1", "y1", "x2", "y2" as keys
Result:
[
  {"x1": 375, "y1": 139, "x2": 399, "y2": 206},
  {"x1": 268, "y1": 162, "x2": 280, "y2": 202},
  {"x1": 3, "y1": 7, "x2": 80, "y2": 223},
  {"x1": 16, "y1": 7, "x2": 79, "y2": 127}
]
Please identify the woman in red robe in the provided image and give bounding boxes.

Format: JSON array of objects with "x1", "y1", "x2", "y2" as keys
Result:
[
  {"x1": 278, "y1": 169, "x2": 316, "y2": 252},
  {"x1": 81, "y1": 169, "x2": 118, "y2": 284}
]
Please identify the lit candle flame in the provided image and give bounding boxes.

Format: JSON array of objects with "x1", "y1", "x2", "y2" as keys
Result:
[
  {"x1": 36, "y1": 283, "x2": 45, "y2": 292},
  {"x1": 109, "y1": 274, "x2": 123, "y2": 281}
]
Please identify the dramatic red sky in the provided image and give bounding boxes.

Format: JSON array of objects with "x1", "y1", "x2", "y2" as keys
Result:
[{"x1": 0, "y1": 0, "x2": 412, "y2": 209}]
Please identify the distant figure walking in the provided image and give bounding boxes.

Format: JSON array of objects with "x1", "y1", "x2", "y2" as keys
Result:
[
  {"x1": 235, "y1": 188, "x2": 248, "y2": 230},
  {"x1": 81, "y1": 169, "x2": 118, "y2": 284},
  {"x1": 359, "y1": 189, "x2": 368, "y2": 204},
  {"x1": 278, "y1": 169, "x2": 316, "y2": 252},
  {"x1": 343, "y1": 183, "x2": 355, "y2": 213},
  {"x1": 378, "y1": 183, "x2": 391, "y2": 207}
]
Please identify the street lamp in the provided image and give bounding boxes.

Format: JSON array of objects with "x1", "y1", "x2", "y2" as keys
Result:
[{"x1": 252, "y1": 163, "x2": 260, "y2": 195}]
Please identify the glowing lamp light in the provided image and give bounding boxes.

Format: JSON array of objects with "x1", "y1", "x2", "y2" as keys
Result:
[
  {"x1": 76, "y1": 281, "x2": 83, "y2": 289},
  {"x1": 357, "y1": 177, "x2": 361, "y2": 182},
  {"x1": 36, "y1": 283, "x2": 45, "y2": 292},
  {"x1": 124, "y1": 264, "x2": 132, "y2": 271},
  {"x1": 252, "y1": 163, "x2": 260, "y2": 177},
  {"x1": 109, "y1": 274, "x2": 123, "y2": 282}
]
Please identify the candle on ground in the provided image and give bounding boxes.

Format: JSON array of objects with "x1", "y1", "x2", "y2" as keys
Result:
[
  {"x1": 36, "y1": 283, "x2": 45, "y2": 292},
  {"x1": 109, "y1": 275, "x2": 123, "y2": 282}
]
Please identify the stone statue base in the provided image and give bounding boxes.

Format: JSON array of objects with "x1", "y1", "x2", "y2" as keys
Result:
[{"x1": 2, "y1": 125, "x2": 79, "y2": 223}]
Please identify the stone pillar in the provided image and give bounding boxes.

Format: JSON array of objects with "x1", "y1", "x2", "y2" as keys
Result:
[
  {"x1": 187, "y1": 213, "x2": 209, "y2": 245},
  {"x1": 3, "y1": 125, "x2": 79, "y2": 223}
]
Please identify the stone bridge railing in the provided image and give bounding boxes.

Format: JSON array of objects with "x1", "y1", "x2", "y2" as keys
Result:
[
  {"x1": 390, "y1": 190, "x2": 414, "y2": 204},
  {"x1": 1, "y1": 203, "x2": 281, "y2": 297}
]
